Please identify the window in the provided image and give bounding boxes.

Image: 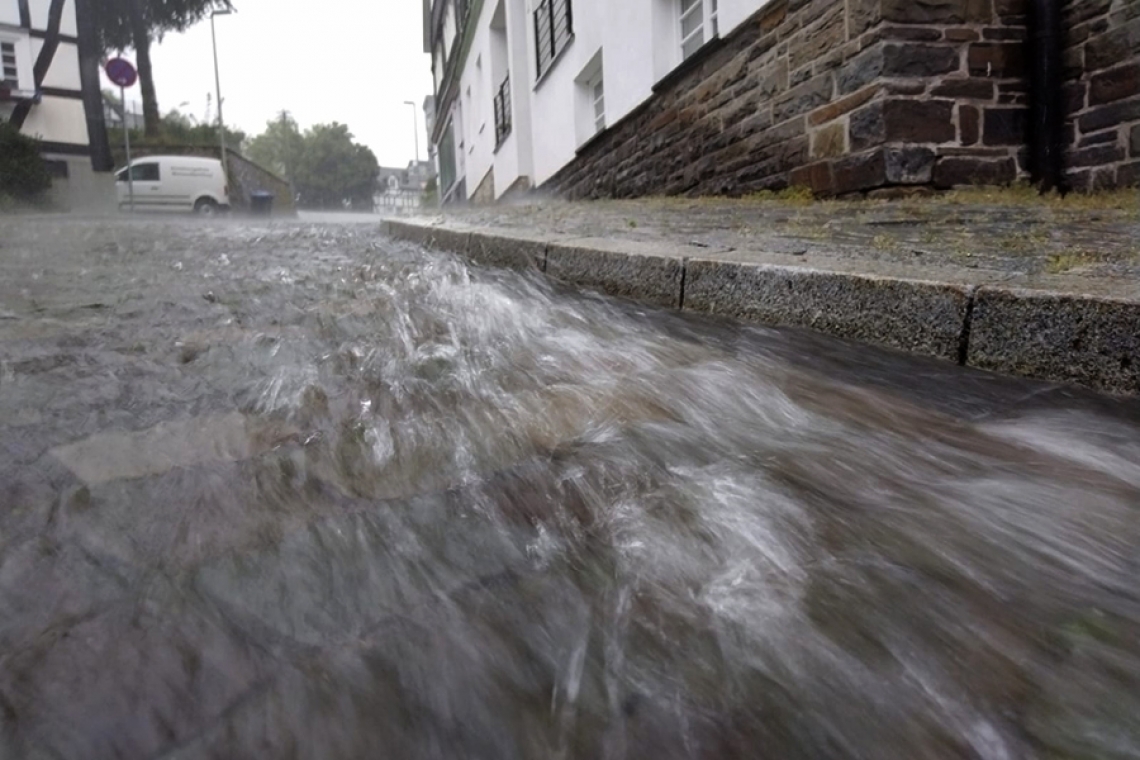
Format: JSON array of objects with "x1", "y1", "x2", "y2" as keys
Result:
[
  {"x1": 574, "y1": 50, "x2": 604, "y2": 146},
  {"x1": 680, "y1": 0, "x2": 718, "y2": 61},
  {"x1": 388, "y1": 175, "x2": 399, "y2": 191},
  {"x1": 1, "y1": 41, "x2": 17, "y2": 88},
  {"x1": 494, "y1": 72, "x2": 511, "y2": 147},
  {"x1": 117, "y1": 163, "x2": 160, "y2": 182},
  {"x1": 534, "y1": 0, "x2": 573, "y2": 80},
  {"x1": 591, "y1": 76, "x2": 605, "y2": 134}
]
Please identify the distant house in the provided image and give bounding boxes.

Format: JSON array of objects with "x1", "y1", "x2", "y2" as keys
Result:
[
  {"x1": 374, "y1": 159, "x2": 433, "y2": 213},
  {"x1": 1, "y1": 0, "x2": 113, "y2": 208},
  {"x1": 425, "y1": 0, "x2": 1139, "y2": 203}
]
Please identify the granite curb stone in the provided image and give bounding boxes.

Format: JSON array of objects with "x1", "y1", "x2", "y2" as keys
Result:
[
  {"x1": 968, "y1": 287, "x2": 1140, "y2": 395},
  {"x1": 384, "y1": 219, "x2": 1140, "y2": 395}
]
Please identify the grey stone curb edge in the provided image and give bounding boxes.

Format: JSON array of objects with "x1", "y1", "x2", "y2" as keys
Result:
[{"x1": 382, "y1": 220, "x2": 1140, "y2": 395}]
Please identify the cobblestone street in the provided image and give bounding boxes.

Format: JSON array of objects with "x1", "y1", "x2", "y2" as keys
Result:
[{"x1": 1, "y1": 216, "x2": 1139, "y2": 759}]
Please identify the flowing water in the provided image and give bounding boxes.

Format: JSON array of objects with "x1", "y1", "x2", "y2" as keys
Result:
[{"x1": 1, "y1": 219, "x2": 1139, "y2": 759}]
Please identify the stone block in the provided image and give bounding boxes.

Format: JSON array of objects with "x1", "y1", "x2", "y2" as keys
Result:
[
  {"x1": 1085, "y1": 18, "x2": 1140, "y2": 72},
  {"x1": 931, "y1": 77, "x2": 995, "y2": 99},
  {"x1": 933, "y1": 156, "x2": 1017, "y2": 186},
  {"x1": 885, "y1": 147, "x2": 937, "y2": 183},
  {"x1": 968, "y1": 288, "x2": 1140, "y2": 395},
  {"x1": 1062, "y1": 46, "x2": 1084, "y2": 81},
  {"x1": 961, "y1": 104, "x2": 981, "y2": 144},
  {"x1": 994, "y1": 0, "x2": 1027, "y2": 16},
  {"x1": 1063, "y1": 0, "x2": 1111, "y2": 26},
  {"x1": 884, "y1": 99, "x2": 957, "y2": 143},
  {"x1": 881, "y1": 27, "x2": 944, "y2": 42},
  {"x1": 1065, "y1": 144, "x2": 1126, "y2": 168},
  {"x1": 773, "y1": 74, "x2": 835, "y2": 123},
  {"x1": 1089, "y1": 63, "x2": 1140, "y2": 105},
  {"x1": 1132, "y1": 124, "x2": 1140, "y2": 156},
  {"x1": 882, "y1": 0, "x2": 993, "y2": 24},
  {"x1": 758, "y1": 0, "x2": 788, "y2": 34},
  {"x1": 789, "y1": 160, "x2": 835, "y2": 193},
  {"x1": 790, "y1": 6, "x2": 846, "y2": 71},
  {"x1": 466, "y1": 231, "x2": 547, "y2": 271},
  {"x1": 944, "y1": 28, "x2": 981, "y2": 42},
  {"x1": 809, "y1": 85, "x2": 880, "y2": 126},
  {"x1": 849, "y1": 100, "x2": 886, "y2": 150},
  {"x1": 968, "y1": 42, "x2": 1026, "y2": 77},
  {"x1": 883, "y1": 43, "x2": 962, "y2": 77},
  {"x1": 386, "y1": 221, "x2": 471, "y2": 256},
  {"x1": 982, "y1": 26, "x2": 1026, "y2": 40},
  {"x1": 683, "y1": 259, "x2": 973, "y2": 362},
  {"x1": 1078, "y1": 96, "x2": 1140, "y2": 133},
  {"x1": 1119, "y1": 160, "x2": 1140, "y2": 186},
  {"x1": 838, "y1": 45, "x2": 885, "y2": 96},
  {"x1": 1077, "y1": 129, "x2": 1118, "y2": 148},
  {"x1": 545, "y1": 240, "x2": 685, "y2": 309},
  {"x1": 847, "y1": 0, "x2": 881, "y2": 37},
  {"x1": 982, "y1": 107, "x2": 1027, "y2": 145},
  {"x1": 832, "y1": 148, "x2": 888, "y2": 193},
  {"x1": 1063, "y1": 81, "x2": 1088, "y2": 114},
  {"x1": 811, "y1": 121, "x2": 848, "y2": 158}
]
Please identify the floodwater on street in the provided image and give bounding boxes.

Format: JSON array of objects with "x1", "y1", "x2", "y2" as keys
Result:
[{"x1": 1, "y1": 216, "x2": 1139, "y2": 760}]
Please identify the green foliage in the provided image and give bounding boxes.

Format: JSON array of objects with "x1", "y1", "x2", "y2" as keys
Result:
[
  {"x1": 158, "y1": 108, "x2": 246, "y2": 148},
  {"x1": 90, "y1": 0, "x2": 232, "y2": 52},
  {"x1": 90, "y1": 0, "x2": 233, "y2": 135},
  {"x1": 247, "y1": 111, "x2": 305, "y2": 183},
  {"x1": 0, "y1": 122, "x2": 51, "y2": 201},
  {"x1": 247, "y1": 114, "x2": 379, "y2": 210}
]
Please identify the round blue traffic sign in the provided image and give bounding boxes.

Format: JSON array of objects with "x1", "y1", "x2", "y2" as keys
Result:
[{"x1": 104, "y1": 57, "x2": 138, "y2": 88}]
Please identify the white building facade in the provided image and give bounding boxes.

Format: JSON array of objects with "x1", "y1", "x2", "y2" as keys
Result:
[
  {"x1": 1, "y1": 0, "x2": 112, "y2": 208},
  {"x1": 424, "y1": 0, "x2": 767, "y2": 204}
]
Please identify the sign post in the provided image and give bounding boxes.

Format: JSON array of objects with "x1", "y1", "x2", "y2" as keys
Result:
[{"x1": 104, "y1": 57, "x2": 138, "y2": 213}]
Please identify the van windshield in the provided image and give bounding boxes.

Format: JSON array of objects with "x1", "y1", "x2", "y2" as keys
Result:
[{"x1": 117, "y1": 163, "x2": 160, "y2": 182}]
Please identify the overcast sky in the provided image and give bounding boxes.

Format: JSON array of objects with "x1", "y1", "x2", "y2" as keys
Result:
[{"x1": 100, "y1": 1, "x2": 433, "y2": 169}]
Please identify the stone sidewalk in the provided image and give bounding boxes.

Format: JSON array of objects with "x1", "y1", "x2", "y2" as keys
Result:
[{"x1": 384, "y1": 191, "x2": 1140, "y2": 394}]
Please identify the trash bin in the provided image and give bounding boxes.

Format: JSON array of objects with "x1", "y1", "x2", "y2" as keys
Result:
[{"x1": 249, "y1": 191, "x2": 275, "y2": 216}]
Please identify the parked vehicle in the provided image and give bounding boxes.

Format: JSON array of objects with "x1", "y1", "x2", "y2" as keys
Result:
[{"x1": 116, "y1": 156, "x2": 230, "y2": 215}]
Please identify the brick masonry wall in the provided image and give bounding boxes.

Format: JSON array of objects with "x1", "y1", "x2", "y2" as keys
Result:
[
  {"x1": 1061, "y1": 0, "x2": 1140, "y2": 190},
  {"x1": 544, "y1": 0, "x2": 1137, "y2": 199}
]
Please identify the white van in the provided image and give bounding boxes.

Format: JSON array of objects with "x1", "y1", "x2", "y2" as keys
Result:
[{"x1": 116, "y1": 156, "x2": 230, "y2": 215}]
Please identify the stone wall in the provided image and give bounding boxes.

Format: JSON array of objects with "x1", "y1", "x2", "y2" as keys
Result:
[
  {"x1": 544, "y1": 0, "x2": 1138, "y2": 199},
  {"x1": 1061, "y1": 0, "x2": 1140, "y2": 191}
]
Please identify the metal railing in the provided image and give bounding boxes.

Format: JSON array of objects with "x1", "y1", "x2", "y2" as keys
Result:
[{"x1": 494, "y1": 74, "x2": 512, "y2": 148}]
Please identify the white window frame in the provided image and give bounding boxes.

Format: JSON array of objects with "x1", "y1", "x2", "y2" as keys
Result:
[
  {"x1": 573, "y1": 49, "x2": 604, "y2": 147},
  {"x1": 590, "y1": 74, "x2": 605, "y2": 135},
  {"x1": 679, "y1": 0, "x2": 718, "y2": 61},
  {"x1": 0, "y1": 30, "x2": 34, "y2": 97}
]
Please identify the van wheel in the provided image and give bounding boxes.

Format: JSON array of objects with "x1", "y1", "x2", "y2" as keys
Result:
[{"x1": 194, "y1": 198, "x2": 219, "y2": 216}]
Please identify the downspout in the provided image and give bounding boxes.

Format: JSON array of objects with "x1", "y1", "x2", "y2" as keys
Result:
[{"x1": 1027, "y1": 0, "x2": 1065, "y2": 193}]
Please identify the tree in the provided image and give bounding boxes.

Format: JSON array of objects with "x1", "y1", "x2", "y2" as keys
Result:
[
  {"x1": 246, "y1": 111, "x2": 306, "y2": 185},
  {"x1": 91, "y1": 0, "x2": 232, "y2": 137},
  {"x1": 291, "y1": 123, "x2": 379, "y2": 210},
  {"x1": 247, "y1": 117, "x2": 378, "y2": 209},
  {"x1": 160, "y1": 107, "x2": 247, "y2": 149}
]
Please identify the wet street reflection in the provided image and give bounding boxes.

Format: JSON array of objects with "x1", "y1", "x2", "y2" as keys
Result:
[{"x1": 1, "y1": 218, "x2": 1138, "y2": 759}]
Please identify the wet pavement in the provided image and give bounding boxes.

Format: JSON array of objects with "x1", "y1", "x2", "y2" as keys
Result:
[
  {"x1": 438, "y1": 192, "x2": 1140, "y2": 299},
  {"x1": 1, "y1": 215, "x2": 1139, "y2": 759}
]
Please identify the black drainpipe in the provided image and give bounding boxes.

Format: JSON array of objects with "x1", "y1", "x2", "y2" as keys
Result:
[{"x1": 1027, "y1": 0, "x2": 1065, "y2": 193}]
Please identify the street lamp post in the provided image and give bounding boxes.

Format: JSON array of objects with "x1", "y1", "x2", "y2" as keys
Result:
[
  {"x1": 404, "y1": 100, "x2": 420, "y2": 165},
  {"x1": 211, "y1": 8, "x2": 234, "y2": 184}
]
